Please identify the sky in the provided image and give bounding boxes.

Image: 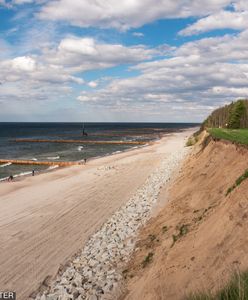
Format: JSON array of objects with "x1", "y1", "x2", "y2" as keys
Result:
[{"x1": 0, "y1": 0, "x2": 248, "y2": 122}]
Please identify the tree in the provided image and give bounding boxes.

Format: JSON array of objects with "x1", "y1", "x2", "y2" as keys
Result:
[{"x1": 227, "y1": 100, "x2": 246, "y2": 129}]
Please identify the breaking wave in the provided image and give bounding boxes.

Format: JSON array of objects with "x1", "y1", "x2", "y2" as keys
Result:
[
  {"x1": 47, "y1": 156, "x2": 60, "y2": 160},
  {"x1": 0, "y1": 162, "x2": 12, "y2": 168}
]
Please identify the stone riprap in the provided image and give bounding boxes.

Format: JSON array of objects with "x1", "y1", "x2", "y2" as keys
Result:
[{"x1": 35, "y1": 147, "x2": 189, "y2": 300}]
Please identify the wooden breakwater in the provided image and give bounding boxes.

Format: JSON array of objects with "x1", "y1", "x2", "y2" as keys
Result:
[
  {"x1": 0, "y1": 159, "x2": 83, "y2": 167},
  {"x1": 12, "y1": 139, "x2": 148, "y2": 145}
]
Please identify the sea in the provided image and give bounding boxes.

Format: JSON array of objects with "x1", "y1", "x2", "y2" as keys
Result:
[{"x1": 0, "y1": 122, "x2": 197, "y2": 181}]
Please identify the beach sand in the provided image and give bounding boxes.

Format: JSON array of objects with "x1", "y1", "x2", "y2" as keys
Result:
[{"x1": 0, "y1": 129, "x2": 194, "y2": 299}]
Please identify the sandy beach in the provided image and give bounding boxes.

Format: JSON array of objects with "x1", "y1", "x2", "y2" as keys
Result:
[{"x1": 0, "y1": 129, "x2": 194, "y2": 300}]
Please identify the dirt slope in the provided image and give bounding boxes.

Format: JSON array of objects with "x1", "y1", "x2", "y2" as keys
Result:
[{"x1": 122, "y1": 138, "x2": 248, "y2": 300}]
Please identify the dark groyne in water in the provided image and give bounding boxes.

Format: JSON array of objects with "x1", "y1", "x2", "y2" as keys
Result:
[
  {"x1": 12, "y1": 139, "x2": 149, "y2": 145},
  {"x1": 0, "y1": 159, "x2": 83, "y2": 167}
]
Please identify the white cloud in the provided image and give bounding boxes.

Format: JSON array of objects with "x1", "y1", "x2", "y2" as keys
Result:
[
  {"x1": 0, "y1": 36, "x2": 158, "y2": 103},
  {"x1": 59, "y1": 38, "x2": 97, "y2": 56},
  {"x1": 11, "y1": 56, "x2": 36, "y2": 72},
  {"x1": 133, "y1": 32, "x2": 144, "y2": 37},
  {"x1": 180, "y1": 10, "x2": 248, "y2": 36},
  {"x1": 88, "y1": 81, "x2": 98, "y2": 88},
  {"x1": 233, "y1": 0, "x2": 248, "y2": 11},
  {"x1": 2, "y1": 0, "x2": 248, "y2": 121},
  {"x1": 44, "y1": 37, "x2": 160, "y2": 72},
  {"x1": 77, "y1": 30, "x2": 248, "y2": 120},
  {"x1": 176, "y1": 29, "x2": 248, "y2": 63},
  {"x1": 212, "y1": 86, "x2": 248, "y2": 96},
  {"x1": 12, "y1": 0, "x2": 35, "y2": 4},
  {"x1": 38, "y1": 0, "x2": 232, "y2": 30}
]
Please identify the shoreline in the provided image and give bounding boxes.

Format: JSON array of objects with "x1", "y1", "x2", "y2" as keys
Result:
[
  {"x1": 0, "y1": 128, "x2": 194, "y2": 184},
  {"x1": 0, "y1": 128, "x2": 195, "y2": 299}
]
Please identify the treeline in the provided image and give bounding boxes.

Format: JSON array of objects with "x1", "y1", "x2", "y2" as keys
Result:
[{"x1": 203, "y1": 99, "x2": 248, "y2": 129}]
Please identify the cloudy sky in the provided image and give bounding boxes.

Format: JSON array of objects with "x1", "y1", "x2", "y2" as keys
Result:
[{"x1": 0, "y1": 0, "x2": 248, "y2": 122}]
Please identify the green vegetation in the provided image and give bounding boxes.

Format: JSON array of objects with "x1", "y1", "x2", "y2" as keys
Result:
[
  {"x1": 208, "y1": 128, "x2": 248, "y2": 145},
  {"x1": 171, "y1": 224, "x2": 189, "y2": 247},
  {"x1": 142, "y1": 252, "x2": 154, "y2": 268},
  {"x1": 178, "y1": 224, "x2": 189, "y2": 236},
  {"x1": 203, "y1": 99, "x2": 248, "y2": 129},
  {"x1": 186, "y1": 271, "x2": 248, "y2": 300},
  {"x1": 226, "y1": 168, "x2": 248, "y2": 196},
  {"x1": 228, "y1": 100, "x2": 246, "y2": 129},
  {"x1": 186, "y1": 136, "x2": 197, "y2": 147}
]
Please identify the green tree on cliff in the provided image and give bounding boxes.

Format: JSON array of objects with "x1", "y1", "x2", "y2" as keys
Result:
[
  {"x1": 203, "y1": 99, "x2": 248, "y2": 129},
  {"x1": 227, "y1": 100, "x2": 246, "y2": 129}
]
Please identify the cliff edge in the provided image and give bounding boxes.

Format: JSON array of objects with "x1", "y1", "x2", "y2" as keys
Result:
[{"x1": 121, "y1": 135, "x2": 248, "y2": 299}]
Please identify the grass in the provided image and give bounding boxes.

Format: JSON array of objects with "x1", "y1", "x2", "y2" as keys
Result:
[
  {"x1": 142, "y1": 252, "x2": 154, "y2": 268},
  {"x1": 226, "y1": 169, "x2": 248, "y2": 196},
  {"x1": 186, "y1": 270, "x2": 248, "y2": 300},
  {"x1": 186, "y1": 135, "x2": 199, "y2": 147},
  {"x1": 208, "y1": 128, "x2": 248, "y2": 146}
]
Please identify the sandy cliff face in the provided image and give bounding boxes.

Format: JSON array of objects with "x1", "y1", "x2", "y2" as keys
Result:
[{"x1": 122, "y1": 138, "x2": 248, "y2": 300}]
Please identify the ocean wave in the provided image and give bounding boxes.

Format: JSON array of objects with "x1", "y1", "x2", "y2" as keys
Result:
[
  {"x1": 0, "y1": 170, "x2": 33, "y2": 182},
  {"x1": 31, "y1": 158, "x2": 37, "y2": 161},
  {"x1": 15, "y1": 171, "x2": 33, "y2": 178},
  {"x1": 0, "y1": 162, "x2": 12, "y2": 168},
  {"x1": 47, "y1": 165, "x2": 59, "y2": 170},
  {"x1": 113, "y1": 150, "x2": 121, "y2": 154},
  {"x1": 47, "y1": 156, "x2": 60, "y2": 160},
  {"x1": 78, "y1": 146, "x2": 84, "y2": 151},
  {"x1": 0, "y1": 176, "x2": 9, "y2": 182}
]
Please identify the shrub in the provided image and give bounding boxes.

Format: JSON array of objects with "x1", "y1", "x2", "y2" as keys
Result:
[
  {"x1": 186, "y1": 270, "x2": 248, "y2": 300},
  {"x1": 142, "y1": 252, "x2": 154, "y2": 268},
  {"x1": 186, "y1": 136, "x2": 197, "y2": 147},
  {"x1": 171, "y1": 224, "x2": 189, "y2": 247},
  {"x1": 226, "y1": 169, "x2": 248, "y2": 196}
]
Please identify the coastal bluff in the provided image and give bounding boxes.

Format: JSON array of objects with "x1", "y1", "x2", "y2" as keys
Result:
[{"x1": 122, "y1": 132, "x2": 248, "y2": 299}]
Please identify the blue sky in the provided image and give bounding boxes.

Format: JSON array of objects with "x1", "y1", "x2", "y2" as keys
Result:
[{"x1": 0, "y1": 0, "x2": 248, "y2": 122}]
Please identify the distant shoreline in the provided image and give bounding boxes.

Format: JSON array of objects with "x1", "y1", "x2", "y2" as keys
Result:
[{"x1": 0, "y1": 127, "x2": 197, "y2": 183}]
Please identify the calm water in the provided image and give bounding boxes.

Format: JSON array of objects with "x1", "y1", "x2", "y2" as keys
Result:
[{"x1": 0, "y1": 122, "x2": 197, "y2": 180}]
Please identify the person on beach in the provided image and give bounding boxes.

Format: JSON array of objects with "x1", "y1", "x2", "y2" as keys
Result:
[
  {"x1": 84, "y1": 158, "x2": 87, "y2": 164},
  {"x1": 8, "y1": 175, "x2": 14, "y2": 182},
  {"x1": 32, "y1": 169, "x2": 35, "y2": 176}
]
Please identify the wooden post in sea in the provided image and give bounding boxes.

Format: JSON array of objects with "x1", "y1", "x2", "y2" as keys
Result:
[{"x1": 0, "y1": 159, "x2": 83, "y2": 167}]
